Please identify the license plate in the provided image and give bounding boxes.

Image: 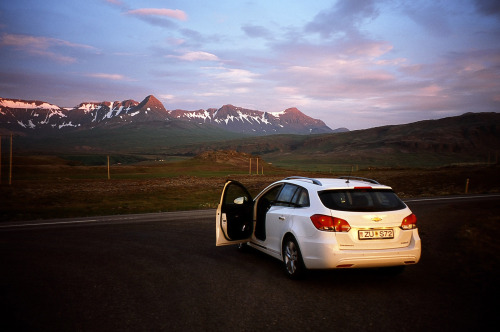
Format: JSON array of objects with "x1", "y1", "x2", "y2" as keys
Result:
[{"x1": 358, "y1": 229, "x2": 394, "y2": 240}]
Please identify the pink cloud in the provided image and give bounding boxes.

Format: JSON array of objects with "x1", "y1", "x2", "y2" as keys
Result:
[
  {"x1": 84, "y1": 73, "x2": 129, "y2": 81},
  {"x1": 0, "y1": 33, "x2": 95, "y2": 50},
  {"x1": 106, "y1": 0, "x2": 123, "y2": 5},
  {"x1": 0, "y1": 33, "x2": 96, "y2": 63},
  {"x1": 418, "y1": 84, "x2": 444, "y2": 97},
  {"x1": 127, "y1": 8, "x2": 187, "y2": 21},
  {"x1": 168, "y1": 51, "x2": 219, "y2": 61}
]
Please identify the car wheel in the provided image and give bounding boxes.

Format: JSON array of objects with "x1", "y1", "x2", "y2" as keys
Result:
[{"x1": 283, "y1": 237, "x2": 305, "y2": 279}]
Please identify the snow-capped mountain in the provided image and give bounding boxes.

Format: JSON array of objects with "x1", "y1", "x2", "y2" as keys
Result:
[{"x1": 0, "y1": 95, "x2": 336, "y2": 135}]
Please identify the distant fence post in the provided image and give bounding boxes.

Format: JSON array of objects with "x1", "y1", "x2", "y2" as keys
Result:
[
  {"x1": 249, "y1": 157, "x2": 263, "y2": 175},
  {"x1": 9, "y1": 134, "x2": 12, "y2": 185},
  {"x1": 107, "y1": 155, "x2": 110, "y2": 180},
  {"x1": 465, "y1": 178, "x2": 469, "y2": 194}
]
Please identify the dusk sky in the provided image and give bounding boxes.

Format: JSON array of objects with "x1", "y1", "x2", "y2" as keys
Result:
[{"x1": 1, "y1": 0, "x2": 499, "y2": 130}]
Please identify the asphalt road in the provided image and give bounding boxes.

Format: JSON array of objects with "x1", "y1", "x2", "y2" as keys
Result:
[{"x1": 1, "y1": 195, "x2": 499, "y2": 331}]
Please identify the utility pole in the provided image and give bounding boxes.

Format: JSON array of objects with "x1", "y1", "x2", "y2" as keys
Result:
[
  {"x1": 9, "y1": 134, "x2": 12, "y2": 185},
  {"x1": 249, "y1": 157, "x2": 264, "y2": 175},
  {"x1": 0, "y1": 135, "x2": 2, "y2": 185}
]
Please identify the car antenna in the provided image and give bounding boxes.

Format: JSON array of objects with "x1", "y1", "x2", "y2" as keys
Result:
[{"x1": 346, "y1": 165, "x2": 352, "y2": 183}]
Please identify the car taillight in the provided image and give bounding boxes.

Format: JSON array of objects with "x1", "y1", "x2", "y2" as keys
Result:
[
  {"x1": 401, "y1": 213, "x2": 417, "y2": 230},
  {"x1": 310, "y1": 214, "x2": 351, "y2": 232}
]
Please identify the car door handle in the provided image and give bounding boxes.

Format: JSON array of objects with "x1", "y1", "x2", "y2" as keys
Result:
[{"x1": 279, "y1": 216, "x2": 285, "y2": 221}]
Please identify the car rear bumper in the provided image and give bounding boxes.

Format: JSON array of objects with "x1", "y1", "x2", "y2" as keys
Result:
[{"x1": 299, "y1": 232, "x2": 421, "y2": 269}]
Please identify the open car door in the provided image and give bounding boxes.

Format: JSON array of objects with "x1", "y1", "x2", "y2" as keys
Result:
[{"x1": 216, "y1": 180, "x2": 254, "y2": 246}]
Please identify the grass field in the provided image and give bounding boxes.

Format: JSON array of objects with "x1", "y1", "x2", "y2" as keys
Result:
[{"x1": 1, "y1": 153, "x2": 499, "y2": 221}]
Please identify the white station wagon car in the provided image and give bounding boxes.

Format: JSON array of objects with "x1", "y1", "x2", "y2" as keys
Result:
[{"x1": 216, "y1": 176, "x2": 421, "y2": 278}]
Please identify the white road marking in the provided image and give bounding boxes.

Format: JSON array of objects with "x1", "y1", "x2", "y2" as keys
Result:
[
  {"x1": 0, "y1": 210, "x2": 216, "y2": 229},
  {"x1": 404, "y1": 194, "x2": 500, "y2": 203},
  {"x1": 0, "y1": 219, "x2": 99, "y2": 228}
]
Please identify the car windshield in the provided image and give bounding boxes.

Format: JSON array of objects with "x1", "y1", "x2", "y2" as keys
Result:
[{"x1": 318, "y1": 189, "x2": 406, "y2": 212}]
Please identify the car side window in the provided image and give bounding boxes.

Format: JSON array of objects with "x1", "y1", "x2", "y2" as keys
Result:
[
  {"x1": 274, "y1": 184, "x2": 309, "y2": 207},
  {"x1": 258, "y1": 184, "x2": 283, "y2": 211},
  {"x1": 274, "y1": 184, "x2": 298, "y2": 206},
  {"x1": 292, "y1": 187, "x2": 310, "y2": 207},
  {"x1": 262, "y1": 184, "x2": 283, "y2": 202}
]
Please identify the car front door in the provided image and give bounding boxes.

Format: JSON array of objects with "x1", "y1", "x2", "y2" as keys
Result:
[
  {"x1": 265, "y1": 184, "x2": 300, "y2": 254},
  {"x1": 216, "y1": 180, "x2": 254, "y2": 246}
]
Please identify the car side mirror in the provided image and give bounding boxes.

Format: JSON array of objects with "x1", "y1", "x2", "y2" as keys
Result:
[{"x1": 234, "y1": 196, "x2": 248, "y2": 205}]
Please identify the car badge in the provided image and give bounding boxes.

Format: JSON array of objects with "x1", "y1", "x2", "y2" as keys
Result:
[{"x1": 372, "y1": 217, "x2": 382, "y2": 222}]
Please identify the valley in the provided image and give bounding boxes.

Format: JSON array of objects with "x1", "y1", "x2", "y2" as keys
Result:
[{"x1": 1, "y1": 152, "x2": 498, "y2": 221}]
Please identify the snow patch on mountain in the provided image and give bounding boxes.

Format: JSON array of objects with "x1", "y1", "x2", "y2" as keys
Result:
[{"x1": 0, "y1": 99, "x2": 60, "y2": 110}]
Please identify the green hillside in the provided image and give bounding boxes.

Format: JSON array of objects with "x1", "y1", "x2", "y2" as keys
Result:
[{"x1": 6, "y1": 112, "x2": 500, "y2": 169}]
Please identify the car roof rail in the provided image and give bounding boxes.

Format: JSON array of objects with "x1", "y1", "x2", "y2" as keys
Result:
[
  {"x1": 284, "y1": 176, "x2": 323, "y2": 186},
  {"x1": 338, "y1": 176, "x2": 380, "y2": 185}
]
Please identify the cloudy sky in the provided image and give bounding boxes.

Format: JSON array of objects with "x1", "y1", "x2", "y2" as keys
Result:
[{"x1": 1, "y1": 0, "x2": 499, "y2": 130}]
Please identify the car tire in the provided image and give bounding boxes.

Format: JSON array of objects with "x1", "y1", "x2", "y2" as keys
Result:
[{"x1": 282, "y1": 237, "x2": 305, "y2": 279}]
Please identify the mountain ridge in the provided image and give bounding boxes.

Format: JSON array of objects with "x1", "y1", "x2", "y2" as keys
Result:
[{"x1": 0, "y1": 95, "x2": 337, "y2": 135}]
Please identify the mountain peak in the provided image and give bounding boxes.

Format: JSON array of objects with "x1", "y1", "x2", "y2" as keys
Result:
[
  {"x1": 144, "y1": 94, "x2": 161, "y2": 104},
  {"x1": 215, "y1": 104, "x2": 239, "y2": 117},
  {"x1": 136, "y1": 95, "x2": 165, "y2": 110},
  {"x1": 132, "y1": 95, "x2": 169, "y2": 120},
  {"x1": 283, "y1": 107, "x2": 301, "y2": 113}
]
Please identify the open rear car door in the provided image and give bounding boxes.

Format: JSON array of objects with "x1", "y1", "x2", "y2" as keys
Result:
[{"x1": 216, "y1": 180, "x2": 254, "y2": 246}]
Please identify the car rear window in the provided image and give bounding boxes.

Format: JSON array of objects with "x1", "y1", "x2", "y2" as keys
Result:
[{"x1": 318, "y1": 189, "x2": 406, "y2": 212}]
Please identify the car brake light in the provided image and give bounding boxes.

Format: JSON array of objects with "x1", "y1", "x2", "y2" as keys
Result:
[
  {"x1": 310, "y1": 214, "x2": 351, "y2": 232},
  {"x1": 401, "y1": 213, "x2": 417, "y2": 230}
]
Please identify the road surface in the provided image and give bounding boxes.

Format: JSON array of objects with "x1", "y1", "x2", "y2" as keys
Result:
[{"x1": 1, "y1": 195, "x2": 498, "y2": 331}]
